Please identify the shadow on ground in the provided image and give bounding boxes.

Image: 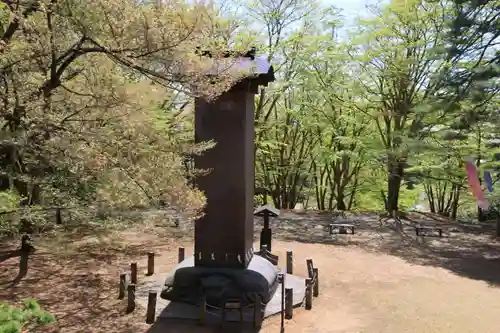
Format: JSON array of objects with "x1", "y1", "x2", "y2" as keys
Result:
[
  {"x1": 145, "y1": 319, "x2": 261, "y2": 333},
  {"x1": 380, "y1": 233, "x2": 500, "y2": 286},
  {"x1": 2, "y1": 210, "x2": 500, "y2": 332},
  {"x1": 0, "y1": 234, "x2": 176, "y2": 333},
  {"x1": 269, "y1": 211, "x2": 500, "y2": 287},
  {"x1": 0, "y1": 249, "x2": 124, "y2": 332},
  {"x1": 0, "y1": 249, "x2": 29, "y2": 287}
]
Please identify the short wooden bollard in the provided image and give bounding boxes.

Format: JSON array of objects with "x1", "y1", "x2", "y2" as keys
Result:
[
  {"x1": 313, "y1": 268, "x2": 319, "y2": 297},
  {"x1": 254, "y1": 294, "x2": 263, "y2": 328},
  {"x1": 286, "y1": 251, "x2": 293, "y2": 274},
  {"x1": 146, "y1": 290, "x2": 157, "y2": 324},
  {"x1": 147, "y1": 252, "x2": 155, "y2": 276},
  {"x1": 118, "y1": 272, "x2": 127, "y2": 299},
  {"x1": 199, "y1": 297, "x2": 206, "y2": 325},
  {"x1": 306, "y1": 259, "x2": 314, "y2": 278},
  {"x1": 130, "y1": 262, "x2": 138, "y2": 284},
  {"x1": 285, "y1": 288, "x2": 293, "y2": 319},
  {"x1": 178, "y1": 247, "x2": 185, "y2": 263},
  {"x1": 56, "y1": 208, "x2": 62, "y2": 225},
  {"x1": 305, "y1": 278, "x2": 312, "y2": 310},
  {"x1": 127, "y1": 284, "x2": 136, "y2": 313}
]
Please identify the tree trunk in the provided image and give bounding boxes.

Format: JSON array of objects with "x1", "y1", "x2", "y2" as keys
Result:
[
  {"x1": 328, "y1": 192, "x2": 335, "y2": 210},
  {"x1": 451, "y1": 186, "x2": 459, "y2": 220},
  {"x1": 387, "y1": 159, "x2": 403, "y2": 213},
  {"x1": 336, "y1": 193, "x2": 346, "y2": 210},
  {"x1": 380, "y1": 189, "x2": 388, "y2": 210}
]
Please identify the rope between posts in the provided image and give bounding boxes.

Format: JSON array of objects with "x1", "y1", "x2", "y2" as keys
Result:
[
  {"x1": 299, "y1": 294, "x2": 307, "y2": 307},
  {"x1": 204, "y1": 303, "x2": 224, "y2": 318},
  {"x1": 205, "y1": 303, "x2": 222, "y2": 311}
]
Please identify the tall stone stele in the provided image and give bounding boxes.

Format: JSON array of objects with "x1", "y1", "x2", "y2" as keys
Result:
[{"x1": 161, "y1": 49, "x2": 278, "y2": 307}]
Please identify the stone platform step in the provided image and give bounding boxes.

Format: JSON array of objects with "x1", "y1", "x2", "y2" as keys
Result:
[{"x1": 135, "y1": 273, "x2": 306, "y2": 323}]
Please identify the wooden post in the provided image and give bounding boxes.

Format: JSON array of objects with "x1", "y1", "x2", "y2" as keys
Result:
[
  {"x1": 253, "y1": 294, "x2": 263, "y2": 329},
  {"x1": 313, "y1": 268, "x2": 319, "y2": 297},
  {"x1": 118, "y1": 273, "x2": 127, "y2": 299},
  {"x1": 280, "y1": 274, "x2": 285, "y2": 330},
  {"x1": 496, "y1": 216, "x2": 500, "y2": 237},
  {"x1": 20, "y1": 234, "x2": 33, "y2": 252},
  {"x1": 146, "y1": 290, "x2": 157, "y2": 324},
  {"x1": 127, "y1": 284, "x2": 136, "y2": 313},
  {"x1": 147, "y1": 252, "x2": 155, "y2": 276},
  {"x1": 178, "y1": 247, "x2": 185, "y2": 263},
  {"x1": 286, "y1": 251, "x2": 293, "y2": 274},
  {"x1": 130, "y1": 262, "x2": 138, "y2": 284},
  {"x1": 305, "y1": 278, "x2": 312, "y2": 310},
  {"x1": 199, "y1": 297, "x2": 206, "y2": 325},
  {"x1": 56, "y1": 208, "x2": 62, "y2": 225},
  {"x1": 285, "y1": 288, "x2": 293, "y2": 319},
  {"x1": 306, "y1": 259, "x2": 314, "y2": 278}
]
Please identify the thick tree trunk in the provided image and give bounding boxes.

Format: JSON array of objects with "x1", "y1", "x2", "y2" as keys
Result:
[
  {"x1": 387, "y1": 159, "x2": 403, "y2": 213},
  {"x1": 387, "y1": 176, "x2": 400, "y2": 213}
]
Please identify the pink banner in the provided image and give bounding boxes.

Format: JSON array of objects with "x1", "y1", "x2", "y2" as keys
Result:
[{"x1": 465, "y1": 160, "x2": 489, "y2": 210}]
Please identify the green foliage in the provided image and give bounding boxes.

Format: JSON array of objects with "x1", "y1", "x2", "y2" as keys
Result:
[
  {"x1": 0, "y1": 0, "x2": 498, "y2": 228},
  {"x1": 0, "y1": 0, "x2": 253, "y2": 234},
  {"x1": 0, "y1": 190, "x2": 21, "y2": 234},
  {"x1": 447, "y1": 0, "x2": 500, "y2": 94},
  {"x1": 0, "y1": 300, "x2": 55, "y2": 333},
  {"x1": 0, "y1": 190, "x2": 20, "y2": 212},
  {"x1": 242, "y1": 0, "x2": 499, "y2": 217}
]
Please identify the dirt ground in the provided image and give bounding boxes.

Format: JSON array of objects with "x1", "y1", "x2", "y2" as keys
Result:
[{"x1": 2, "y1": 211, "x2": 500, "y2": 333}]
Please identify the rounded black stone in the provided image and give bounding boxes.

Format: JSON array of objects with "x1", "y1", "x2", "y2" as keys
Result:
[{"x1": 161, "y1": 255, "x2": 279, "y2": 307}]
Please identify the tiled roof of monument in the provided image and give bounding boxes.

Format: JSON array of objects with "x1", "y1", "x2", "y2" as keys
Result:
[
  {"x1": 207, "y1": 56, "x2": 273, "y2": 76},
  {"x1": 196, "y1": 48, "x2": 275, "y2": 85}
]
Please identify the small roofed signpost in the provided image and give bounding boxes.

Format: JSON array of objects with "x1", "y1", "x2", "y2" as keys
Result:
[{"x1": 254, "y1": 204, "x2": 280, "y2": 252}]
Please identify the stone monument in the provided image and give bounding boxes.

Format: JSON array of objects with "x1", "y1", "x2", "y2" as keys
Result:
[{"x1": 160, "y1": 50, "x2": 281, "y2": 308}]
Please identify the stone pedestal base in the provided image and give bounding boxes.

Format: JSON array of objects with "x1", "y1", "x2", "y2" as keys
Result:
[
  {"x1": 152, "y1": 273, "x2": 306, "y2": 323},
  {"x1": 161, "y1": 255, "x2": 279, "y2": 307}
]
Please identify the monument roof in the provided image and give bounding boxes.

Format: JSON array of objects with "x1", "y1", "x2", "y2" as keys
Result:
[
  {"x1": 196, "y1": 48, "x2": 275, "y2": 86},
  {"x1": 208, "y1": 56, "x2": 273, "y2": 76}
]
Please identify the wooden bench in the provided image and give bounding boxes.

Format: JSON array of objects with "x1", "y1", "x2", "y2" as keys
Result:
[
  {"x1": 329, "y1": 223, "x2": 355, "y2": 235},
  {"x1": 415, "y1": 225, "x2": 443, "y2": 237}
]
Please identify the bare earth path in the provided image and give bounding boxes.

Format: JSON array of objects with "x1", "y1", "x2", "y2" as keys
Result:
[
  {"x1": 2, "y1": 211, "x2": 500, "y2": 332},
  {"x1": 263, "y1": 241, "x2": 500, "y2": 333}
]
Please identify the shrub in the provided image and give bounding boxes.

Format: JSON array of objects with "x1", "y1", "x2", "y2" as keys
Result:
[{"x1": 0, "y1": 299, "x2": 55, "y2": 333}]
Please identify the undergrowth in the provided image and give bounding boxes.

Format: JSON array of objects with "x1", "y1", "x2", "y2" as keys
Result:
[{"x1": 0, "y1": 299, "x2": 55, "y2": 333}]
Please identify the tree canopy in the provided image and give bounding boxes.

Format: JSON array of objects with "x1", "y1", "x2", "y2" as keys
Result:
[{"x1": 1, "y1": 0, "x2": 499, "y2": 236}]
